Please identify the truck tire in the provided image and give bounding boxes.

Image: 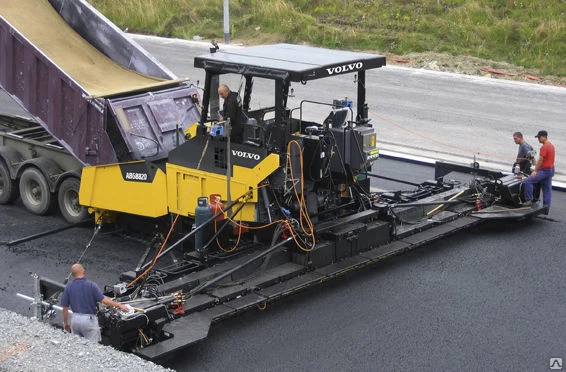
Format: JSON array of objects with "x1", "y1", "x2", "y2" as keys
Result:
[
  {"x1": 0, "y1": 160, "x2": 18, "y2": 204},
  {"x1": 19, "y1": 167, "x2": 53, "y2": 215},
  {"x1": 58, "y1": 177, "x2": 89, "y2": 224}
]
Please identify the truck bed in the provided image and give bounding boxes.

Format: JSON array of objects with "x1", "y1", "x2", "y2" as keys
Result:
[{"x1": 2, "y1": 0, "x2": 175, "y2": 98}]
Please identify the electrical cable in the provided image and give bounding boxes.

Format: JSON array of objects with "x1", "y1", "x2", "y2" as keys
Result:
[
  {"x1": 286, "y1": 140, "x2": 315, "y2": 251},
  {"x1": 187, "y1": 235, "x2": 294, "y2": 297}
]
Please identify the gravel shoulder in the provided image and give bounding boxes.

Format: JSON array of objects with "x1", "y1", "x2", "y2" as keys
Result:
[
  {"x1": 387, "y1": 51, "x2": 566, "y2": 87},
  {"x1": 0, "y1": 308, "x2": 171, "y2": 371}
]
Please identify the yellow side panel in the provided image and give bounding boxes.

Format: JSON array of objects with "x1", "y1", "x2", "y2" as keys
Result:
[
  {"x1": 79, "y1": 162, "x2": 168, "y2": 218},
  {"x1": 167, "y1": 153, "x2": 280, "y2": 221}
]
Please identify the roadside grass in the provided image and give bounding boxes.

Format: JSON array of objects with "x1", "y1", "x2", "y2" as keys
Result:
[{"x1": 87, "y1": 0, "x2": 565, "y2": 77}]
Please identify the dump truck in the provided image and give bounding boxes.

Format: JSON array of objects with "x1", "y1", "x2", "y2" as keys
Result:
[{"x1": 0, "y1": 0, "x2": 201, "y2": 223}]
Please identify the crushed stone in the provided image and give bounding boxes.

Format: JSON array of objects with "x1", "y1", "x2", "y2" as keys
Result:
[{"x1": 0, "y1": 308, "x2": 172, "y2": 372}]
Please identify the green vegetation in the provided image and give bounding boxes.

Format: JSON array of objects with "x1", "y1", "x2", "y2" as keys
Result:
[{"x1": 88, "y1": 0, "x2": 565, "y2": 77}]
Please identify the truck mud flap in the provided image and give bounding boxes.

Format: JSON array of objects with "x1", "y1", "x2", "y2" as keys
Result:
[{"x1": 107, "y1": 85, "x2": 201, "y2": 162}]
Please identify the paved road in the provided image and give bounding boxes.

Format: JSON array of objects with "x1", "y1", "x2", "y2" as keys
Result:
[{"x1": 130, "y1": 35, "x2": 566, "y2": 186}]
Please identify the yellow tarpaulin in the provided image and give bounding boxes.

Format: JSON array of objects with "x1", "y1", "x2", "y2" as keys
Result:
[{"x1": 2, "y1": 0, "x2": 174, "y2": 97}]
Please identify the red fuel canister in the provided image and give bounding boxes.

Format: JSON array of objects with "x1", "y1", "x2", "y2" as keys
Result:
[{"x1": 210, "y1": 194, "x2": 224, "y2": 221}]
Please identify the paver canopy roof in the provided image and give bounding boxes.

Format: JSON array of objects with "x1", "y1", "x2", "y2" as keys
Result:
[{"x1": 195, "y1": 43, "x2": 386, "y2": 81}]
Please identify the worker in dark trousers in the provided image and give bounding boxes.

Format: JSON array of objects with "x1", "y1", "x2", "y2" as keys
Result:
[
  {"x1": 61, "y1": 263, "x2": 128, "y2": 342},
  {"x1": 218, "y1": 84, "x2": 243, "y2": 143}
]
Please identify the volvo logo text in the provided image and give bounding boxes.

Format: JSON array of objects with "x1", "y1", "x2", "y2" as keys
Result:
[
  {"x1": 326, "y1": 62, "x2": 363, "y2": 75},
  {"x1": 232, "y1": 150, "x2": 261, "y2": 160}
]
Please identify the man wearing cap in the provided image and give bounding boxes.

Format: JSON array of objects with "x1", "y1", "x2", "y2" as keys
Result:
[{"x1": 523, "y1": 130, "x2": 555, "y2": 211}]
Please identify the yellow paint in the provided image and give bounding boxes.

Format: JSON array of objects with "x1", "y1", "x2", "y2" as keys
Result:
[
  {"x1": 167, "y1": 153, "x2": 280, "y2": 221},
  {"x1": 80, "y1": 154, "x2": 280, "y2": 222},
  {"x1": 115, "y1": 107, "x2": 131, "y2": 132},
  {"x1": 79, "y1": 161, "x2": 168, "y2": 217},
  {"x1": 184, "y1": 122, "x2": 202, "y2": 140}
]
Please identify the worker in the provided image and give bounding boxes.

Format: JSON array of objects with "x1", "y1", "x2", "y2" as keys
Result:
[
  {"x1": 512, "y1": 131, "x2": 534, "y2": 174},
  {"x1": 523, "y1": 130, "x2": 555, "y2": 212},
  {"x1": 61, "y1": 263, "x2": 128, "y2": 342},
  {"x1": 217, "y1": 84, "x2": 243, "y2": 143}
]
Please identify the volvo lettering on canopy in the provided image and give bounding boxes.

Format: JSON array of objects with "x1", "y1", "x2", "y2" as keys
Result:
[{"x1": 326, "y1": 62, "x2": 364, "y2": 76}]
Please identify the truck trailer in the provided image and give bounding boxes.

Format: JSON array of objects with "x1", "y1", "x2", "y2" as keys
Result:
[{"x1": 0, "y1": 0, "x2": 201, "y2": 223}]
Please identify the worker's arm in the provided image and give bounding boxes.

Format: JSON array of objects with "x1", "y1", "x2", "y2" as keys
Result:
[
  {"x1": 62, "y1": 306, "x2": 70, "y2": 332},
  {"x1": 101, "y1": 297, "x2": 128, "y2": 311}
]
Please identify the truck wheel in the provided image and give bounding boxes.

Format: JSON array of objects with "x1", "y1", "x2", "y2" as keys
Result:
[
  {"x1": 0, "y1": 160, "x2": 18, "y2": 204},
  {"x1": 19, "y1": 167, "x2": 53, "y2": 215},
  {"x1": 58, "y1": 177, "x2": 89, "y2": 224}
]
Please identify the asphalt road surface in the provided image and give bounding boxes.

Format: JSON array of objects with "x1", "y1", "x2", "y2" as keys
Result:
[{"x1": 1, "y1": 159, "x2": 564, "y2": 372}]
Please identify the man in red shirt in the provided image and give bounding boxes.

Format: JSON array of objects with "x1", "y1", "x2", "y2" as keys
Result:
[{"x1": 524, "y1": 130, "x2": 555, "y2": 212}]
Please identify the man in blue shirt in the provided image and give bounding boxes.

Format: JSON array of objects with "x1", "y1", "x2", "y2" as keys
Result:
[{"x1": 61, "y1": 263, "x2": 128, "y2": 342}]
